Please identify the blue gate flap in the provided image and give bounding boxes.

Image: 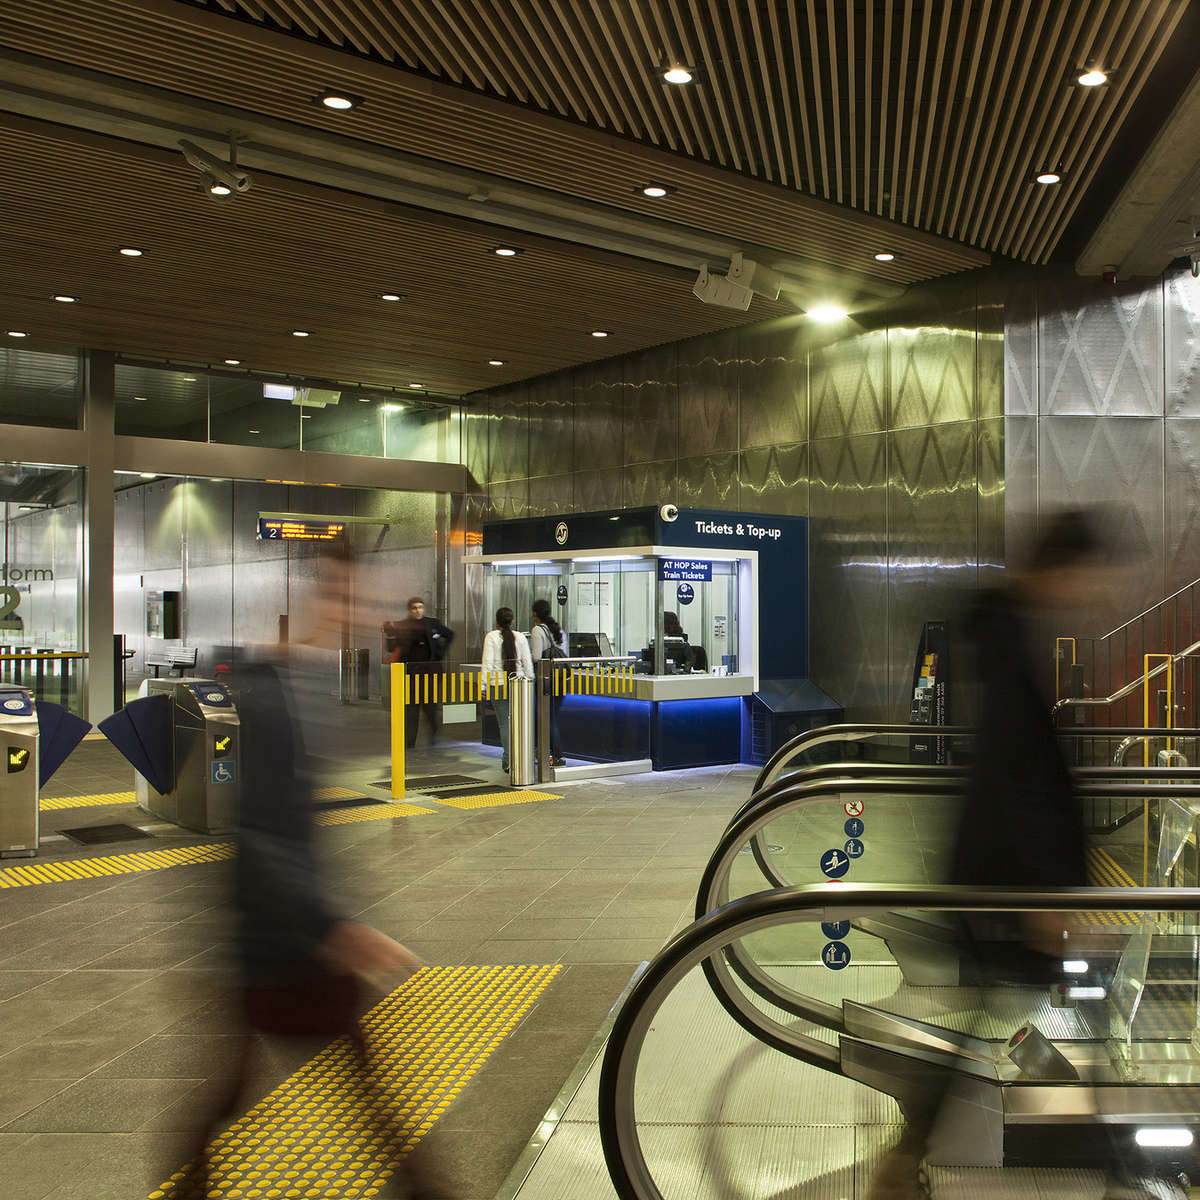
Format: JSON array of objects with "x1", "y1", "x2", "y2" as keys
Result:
[
  {"x1": 35, "y1": 702, "x2": 92, "y2": 789},
  {"x1": 98, "y1": 694, "x2": 174, "y2": 795}
]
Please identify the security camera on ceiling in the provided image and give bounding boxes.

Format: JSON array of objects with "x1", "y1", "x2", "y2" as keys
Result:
[{"x1": 179, "y1": 137, "x2": 253, "y2": 195}]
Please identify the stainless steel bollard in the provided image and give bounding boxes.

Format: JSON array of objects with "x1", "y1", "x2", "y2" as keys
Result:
[
  {"x1": 338, "y1": 648, "x2": 353, "y2": 704},
  {"x1": 509, "y1": 676, "x2": 535, "y2": 786}
]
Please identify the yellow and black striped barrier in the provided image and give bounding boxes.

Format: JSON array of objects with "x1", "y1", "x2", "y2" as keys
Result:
[{"x1": 552, "y1": 662, "x2": 636, "y2": 697}]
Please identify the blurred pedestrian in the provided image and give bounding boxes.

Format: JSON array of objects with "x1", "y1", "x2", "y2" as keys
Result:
[
  {"x1": 530, "y1": 598, "x2": 567, "y2": 767},
  {"x1": 482, "y1": 606, "x2": 533, "y2": 773},
  {"x1": 391, "y1": 597, "x2": 455, "y2": 748}
]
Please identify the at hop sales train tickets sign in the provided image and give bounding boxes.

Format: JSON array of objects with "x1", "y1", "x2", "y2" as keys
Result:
[{"x1": 658, "y1": 558, "x2": 712, "y2": 582}]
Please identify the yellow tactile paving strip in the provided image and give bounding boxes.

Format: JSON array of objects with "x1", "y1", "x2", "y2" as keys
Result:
[
  {"x1": 1084, "y1": 847, "x2": 1139, "y2": 926},
  {"x1": 150, "y1": 963, "x2": 563, "y2": 1200},
  {"x1": 0, "y1": 842, "x2": 236, "y2": 888},
  {"x1": 314, "y1": 803, "x2": 434, "y2": 826},
  {"x1": 312, "y1": 786, "x2": 367, "y2": 802},
  {"x1": 435, "y1": 790, "x2": 562, "y2": 810},
  {"x1": 39, "y1": 790, "x2": 137, "y2": 810}
]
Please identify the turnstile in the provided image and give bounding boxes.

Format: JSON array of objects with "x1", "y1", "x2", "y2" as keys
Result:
[
  {"x1": 0, "y1": 687, "x2": 38, "y2": 856},
  {"x1": 131, "y1": 679, "x2": 240, "y2": 835}
]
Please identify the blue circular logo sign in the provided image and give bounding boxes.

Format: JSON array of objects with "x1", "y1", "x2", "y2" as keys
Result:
[
  {"x1": 822, "y1": 941, "x2": 852, "y2": 970},
  {"x1": 819, "y1": 848, "x2": 850, "y2": 879},
  {"x1": 821, "y1": 920, "x2": 851, "y2": 940},
  {"x1": 676, "y1": 582, "x2": 695, "y2": 606},
  {"x1": 844, "y1": 838, "x2": 865, "y2": 859},
  {"x1": 844, "y1": 817, "x2": 864, "y2": 838}
]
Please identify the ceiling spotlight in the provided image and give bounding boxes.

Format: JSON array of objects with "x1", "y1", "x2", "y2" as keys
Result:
[
  {"x1": 380, "y1": 293, "x2": 404, "y2": 301},
  {"x1": 488, "y1": 359, "x2": 506, "y2": 366},
  {"x1": 318, "y1": 89, "x2": 362, "y2": 111},
  {"x1": 1078, "y1": 69, "x2": 1108, "y2": 87},
  {"x1": 408, "y1": 382, "x2": 423, "y2": 388},
  {"x1": 873, "y1": 251, "x2": 897, "y2": 262},
  {"x1": 182, "y1": 376, "x2": 198, "y2": 382},
  {"x1": 300, "y1": 413, "x2": 312, "y2": 419},
  {"x1": 492, "y1": 245, "x2": 523, "y2": 257},
  {"x1": 639, "y1": 183, "x2": 674, "y2": 197},
  {"x1": 590, "y1": 329, "x2": 612, "y2": 338},
  {"x1": 118, "y1": 246, "x2": 145, "y2": 257},
  {"x1": 248, "y1": 428, "x2": 261, "y2": 434},
  {"x1": 223, "y1": 358, "x2": 241, "y2": 365},
  {"x1": 52, "y1": 294, "x2": 78, "y2": 303},
  {"x1": 6, "y1": 330, "x2": 29, "y2": 338},
  {"x1": 357, "y1": 396, "x2": 371, "y2": 403},
  {"x1": 808, "y1": 304, "x2": 848, "y2": 323},
  {"x1": 663, "y1": 65, "x2": 693, "y2": 84},
  {"x1": 179, "y1": 137, "x2": 252, "y2": 196},
  {"x1": 1035, "y1": 171, "x2": 1062, "y2": 185},
  {"x1": 139, "y1": 473, "x2": 156, "y2": 479},
  {"x1": 291, "y1": 330, "x2": 311, "y2": 337}
]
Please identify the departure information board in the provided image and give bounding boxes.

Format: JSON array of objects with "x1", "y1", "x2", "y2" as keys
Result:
[{"x1": 258, "y1": 517, "x2": 346, "y2": 541}]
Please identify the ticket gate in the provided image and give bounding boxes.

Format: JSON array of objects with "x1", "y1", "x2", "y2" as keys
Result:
[{"x1": 99, "y1": 678, "x2": 240, "y2": 835}]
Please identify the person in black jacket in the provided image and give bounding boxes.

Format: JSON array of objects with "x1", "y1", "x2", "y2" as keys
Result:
[
  {"x1": 869, "y1": 508, "x2": 1140, "y2": 1200},
  {"x1": 391, "y1": 597, "x2": 455, "y2": 748}
]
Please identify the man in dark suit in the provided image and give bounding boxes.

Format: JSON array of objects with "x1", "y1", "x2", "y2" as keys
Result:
[{"x1": 391, "y1": 597, "x2": 455, "y2": 747}]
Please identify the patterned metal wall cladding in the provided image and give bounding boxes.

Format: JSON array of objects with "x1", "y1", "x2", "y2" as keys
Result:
[
  {"x1": 978, "y1": 418, "x2": 1006, "y2": 587},
  {"x1": 677, "y1": 328, "x2": 740, "y2": 458},
  {"x1": 463, "y1": 405, "x2": 490, "y2": 485},
  {"x1": 809, "y1": 328, "x2": 887, "y2": 440},
  {"x1": 488, "y1": 385, "x2": 530, "y2": 482},
  {"x1": 1166, "y1": 419, "x2": 1200, "y2": 594},
  {"x1": 622, "y1": 458, "x2": 677, "y2": 510},
  {"x1": 183, "y1": 480, "x2": 233, "y2": 568},
  {"x1": 978, "y1": 289, "x2": 1005, "y2": 423},
  {"x1": 1037, "y1": 273, "x2": 1164, "y2": 417},
  {"x1": 809, "y1": 433, "x2": 889, "y2": 721},
  {"x1": 1004, "y1": 415, "x2": 1039, "y2": 563},
  {"x1": 887, "y1": 422, "x2": 980, "y2": 722},
  {"x1": 738, "y1": 442, "x2": 809, "y2": 516},
  {"x1": 573, "y1": 361, "x2": 624, "y2": 472},
  {"x1": 1039, "y1": 416, "x2": 1166, "y2": 630},
  {"x1": 889, "y1": 275, "x2": 977, "y2": 429},
  {"x1": 527, "y1": 473, "x2": 573, "y2": 518},
  {"x1": 621, "y1": 344, "x2": 678, "y2": 466},
  {"x1": 1002, "y1": 269, "x2": 1039, "y2": 418},
  {"x1": 676, "y1": 452, "x2": 739, "y2": 509},
  {"x1": 485, "y1": 477, "x2": 529, "y2": 521},
  {"x1": 527, "y1": 374, "x2": 575, "y2": 479},
  {"x1": 1166, "y1": 266, "x2": 1200, "y2": 419},
  {"x1": 232, "y1": 556, "x2": 288, "y2": 647},
  {"x1": 572, "y1": 466, "x2": 623, "y2": 513},
  {"x1": 737, "y1": 319, "x2": 807, "y2": 450},
  {"x1": 143, "y1": 479, "x2": 185, "y2": 572}
]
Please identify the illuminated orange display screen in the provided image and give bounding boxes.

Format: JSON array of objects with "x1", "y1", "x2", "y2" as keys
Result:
[{"x1": 258, "y1": 518, "x2": 346, "y2": 541}]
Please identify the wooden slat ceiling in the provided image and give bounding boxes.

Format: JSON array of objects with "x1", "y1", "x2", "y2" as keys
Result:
[
  {"x1": 180, "y1": 0, "x2": 1188, "y2": 264},
  {"x1": 0, "y1": 117, "x2": 791, "y2": 395}
]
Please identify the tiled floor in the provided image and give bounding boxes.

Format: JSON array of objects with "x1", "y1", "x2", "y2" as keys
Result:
[{"x1": 3, "y1": 715, "x2": 756, "y2": 1199}]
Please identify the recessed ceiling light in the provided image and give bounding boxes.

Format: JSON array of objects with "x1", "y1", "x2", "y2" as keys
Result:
[
  {"x1": 52, "y1": 294, "x2": 78, "y2": 303},
  {"x1": 590, "y1": 329, "x2": 612, "y2": 338},
  {"x1": 300, "y1": 413, "x2": 312, "y2": 419},
  {"x1": 223, "y1": 358, "x2": 241, "y2": 365},
  {"x1": 1078, "y1": 69, "x2": 1108, "y2": 87},
  {"x1": 408, "y1": 382, "x2": 423, "y2": 389},
  {"x1": 488, "y1": 359, "x2": 506, "y2": 366},
  {"x1": 139, "y1": 473, "x2": 156, "y2": 479},
  {"x1": 380, "y1": 293, "x2": 404, "y2": 301},
  {"x1": 1135, "y1": 1128, "x2": 1194, "y2": 1149},
  {"x1": 808, "y1": 305, "x2": 848, "y2": 323},
  {"x1": 291, "y1": 329, "x2": 311, "y2": 337},
  {"x1": 663, "y1": 65, "x2": 693, "y2": 84},
  {"x1": 319, "y1": 89, "x2": 362, "y2": 111},
  {"x1": 873, "y1": 251, "x2": 897, "y2": 262},
  {"x1": 639, "y1": 183, "x2": 674, "y2": 198},
  {"x1": 133, "y1": 396, "x2": 147, "y2": 401},
  {"x1": 183, "y1": 376, "x2": 197, "y2": 382},
  {"x1": 1035, "y1": 171, "x2": 1062, "y2": 185},
  {"x1": 118, "y1": 246, "x2": 144, "y2": 257},
  {"x1": 209, "y1": 181, "x2": 232, "y2": 196},
  {"x1": 492, "y1": 246, "x2": 523, "y2": 257},
  {"x1": 248, "y1": 429, "x2": 261, "y2": 434},
  {"x1": 6, "y1": 330, "x2": 28, "y2": 338}
]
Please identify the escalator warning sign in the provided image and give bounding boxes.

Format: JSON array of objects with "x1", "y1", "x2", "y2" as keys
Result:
[
  {"x1": 6, "y1": 747, "x2": 29, "y2": 773},
  {"x1": 212, "y1": 733, "x2": 233, "y2": 759},
  {"x1": 822, "y1": 941, "x2": 851, "y2": 971}
]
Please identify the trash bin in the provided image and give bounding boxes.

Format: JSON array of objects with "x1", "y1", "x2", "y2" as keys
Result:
[
  {"x1": 0, "y1": 687, "x2": 38, "y2": 857},
  {"x1": 102, "y1": 678, "x2": 240, "y2": 835}
]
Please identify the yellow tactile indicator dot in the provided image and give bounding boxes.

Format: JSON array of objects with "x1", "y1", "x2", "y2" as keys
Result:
[
  {"x1": 148, "y1": 963, "x2": 563, "y2": 1200},
  {"x1": 0, "y1": 841, "x2": 236, "y2": 889},
  {"x1": 39, "y1": 790, "x2": 137, "y2": 811},
  {"x1": 435, "y1": 790, "x2": 562, "y2": 810},
  {"x1": 312, "y1": 786, "x2": 367, "y2": 802},
  {"x1": 1082, "y1": 847, "x2": 1139, "y2": 926},
  {"x1": 314, "y1": 803, "x2": 434, "y2": 826}
]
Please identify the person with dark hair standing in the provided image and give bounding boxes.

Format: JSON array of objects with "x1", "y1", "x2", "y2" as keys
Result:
[
  {"x1": 391, "y1": 596, "x2": 455, "y2": 748},
  {"x1": 530, "y1": 598, "x2": 567, "y2": 767},
  {"x1": 481, "y1": 606, "x2": 533, "y2": 773}
]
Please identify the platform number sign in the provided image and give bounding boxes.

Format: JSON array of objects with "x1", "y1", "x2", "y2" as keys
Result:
[
  {"x1": 822, "y1": 941, "x2": 852, "y2": 970},
  {"x1": 819, "y1": 848, "x2": 850, "y2": 879}
]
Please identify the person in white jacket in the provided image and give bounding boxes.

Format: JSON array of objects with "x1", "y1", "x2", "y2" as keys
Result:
[{"x1": 481, "y1": 606, "x2": 533, "y2": 773}]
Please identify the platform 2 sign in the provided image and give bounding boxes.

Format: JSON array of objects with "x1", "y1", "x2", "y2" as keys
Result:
[{"x1": 258, "y1": 518, "x2": 346, "y2": 541}]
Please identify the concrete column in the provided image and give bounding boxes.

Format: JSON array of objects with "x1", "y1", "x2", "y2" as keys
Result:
[{"x1": 83, "y1": 351, "x2": 115, "y2": 722}]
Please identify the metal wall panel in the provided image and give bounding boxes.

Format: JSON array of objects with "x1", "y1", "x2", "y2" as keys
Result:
[
  {"x1": 1001, "y1": 268, "x2": 1038, "y2": 417},
  {"x1": 573, "y1": 362, "x2": 623, "y2": 472},
  {"x1": 572, "y1": 466, "x2": 622, "y2": 512},
  {"x1": 676, "y1": 452, "x2": 739, "y2": 509},
  {"x1": 622, "y1": 459, "x2": 677, "y2": 510},
  {"x1": 978, "y1": 417, "x2": 1006, "y2": 588},
  {"x1": 738, "y1": 442, "x2": 808, "y2": 516},
  {"x1": 1003, "y1": 415, "x2": 1038, "y2": 561},
  {"x1": 527, "y1": 473, "x2": 573, "y2": 518},
  {"x1": 809, "y1": 328, "x2": 887, "y2": 440},
  {"x1": 464, "y1": 405, "x2": 490, "y2": 484},
  {"x1": 737, "y1": 320, "x2": 807, "y2": 450},
  {"x1": 621, "y1": 345, "x2": 677, "y2": 466},
  {"x1": 677, "y1": 328, "x2": 739, "y2": 458},
  {"x1": 1165, "y1": 265, "x2": 1200, "y2": 419},
  {"x1": 142, "y1": 478, "x2": 184, "y2": 572},
  {"x1": 1166, "y1": 419, "x2": 1200, "y2": 594},
  {"x1": 527, "y1": 374, "x2": 575, "y2": 479},
  {"x1": 486, "y1": 477, "x2": 529, "y2": 521},
  {"x1": 809, "y1": 434, "x2": 889, "y2": 721},
  {"x1": 489, "y1": 385, "x2": 529, "y2": 482},
  {"x1": 1037, "y1": 274, "x2": 1164, "y2": 417}
]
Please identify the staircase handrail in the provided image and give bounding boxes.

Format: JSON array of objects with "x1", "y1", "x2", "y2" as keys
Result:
[{"x1": 1053, "y1": 635, "x2": 1200, "y2": 715}]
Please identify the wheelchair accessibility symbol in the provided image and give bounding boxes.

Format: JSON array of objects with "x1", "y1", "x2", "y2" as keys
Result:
[{"x1": 210, "y1": 760, "x2": 236, "y2": 785}]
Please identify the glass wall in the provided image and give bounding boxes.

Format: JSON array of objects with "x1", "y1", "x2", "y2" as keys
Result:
[{"x1": 0, "y1": 346, "x2": 83, "y2": 429}]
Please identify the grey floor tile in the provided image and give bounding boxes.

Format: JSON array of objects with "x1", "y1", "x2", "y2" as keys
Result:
[
  {"x1": 561, "y1": 938, "x2": 666, "y2": 964},
  {"x1": 4, "y1": 1077, "x2": 204, "y2": 1133},
  {"x1": 494, "y1": 916, "x2": 594, "y2": 940}
]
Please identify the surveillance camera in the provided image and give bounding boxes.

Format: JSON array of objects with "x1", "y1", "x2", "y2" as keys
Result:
[
  {"x1": 178, "y1": 139, "x2": 253, "y2": 194},
  {"x1": 660, "y1": 503, "x2": 679, "y2": 523}
]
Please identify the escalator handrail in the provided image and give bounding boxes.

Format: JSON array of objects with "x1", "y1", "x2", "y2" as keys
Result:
[{"x1": 599, "y1": 881, "x2": 1200, "y2": 1200}]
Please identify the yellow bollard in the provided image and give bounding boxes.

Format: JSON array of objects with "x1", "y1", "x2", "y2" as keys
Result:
[{"x1": 390, "y1": 662, "x2": 406, "y2": 800}]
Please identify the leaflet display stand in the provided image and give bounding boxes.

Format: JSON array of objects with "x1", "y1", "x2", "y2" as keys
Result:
[{"x1": 909, "y1": 621, "x2": 949, "y2": 764}]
